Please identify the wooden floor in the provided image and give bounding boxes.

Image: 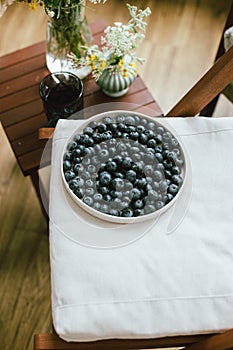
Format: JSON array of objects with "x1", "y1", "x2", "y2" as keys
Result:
[{"x1": 0, "y1": 1, "x2": 233, "y2": 349}]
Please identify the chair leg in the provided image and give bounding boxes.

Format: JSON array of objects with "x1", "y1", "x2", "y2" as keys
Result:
[
  {"x1": 185, "y1": 328, "x2": 233, "y2": 350},
  {"x1": 30, "y1": 171, "x2": 49, "y2": 223}
]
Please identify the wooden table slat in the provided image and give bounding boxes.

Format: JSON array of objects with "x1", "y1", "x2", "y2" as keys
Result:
[
  {"x1": 0, "y1": 99, "x2": 44, "y2": 127},
  {"x1": 0, "y1": 41, "x2": 46, "y2": 70},
  {"x1": 0, "y1": 67, "x2": 49, "y2": 97},
  {"x1": 5, "y1": 113, "x2": 47, "y2": 141}
]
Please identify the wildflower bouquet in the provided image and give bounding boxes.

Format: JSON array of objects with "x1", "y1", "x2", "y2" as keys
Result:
[
  {"x1": 69, "y1": 3, "x2": 151, "y2": 81},
  {"x1": 0, "y1": 0, "x2": 107, "y2": 61}
]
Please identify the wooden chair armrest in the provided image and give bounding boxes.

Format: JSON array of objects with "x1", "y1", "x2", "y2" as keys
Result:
[{"x1": 38, "y1": 128, "x2": 55, "y2": 147}]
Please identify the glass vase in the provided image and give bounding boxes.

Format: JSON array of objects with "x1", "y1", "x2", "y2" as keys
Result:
[{"x1": 46, "y1": 2, "x2": 92, "y2": 79}]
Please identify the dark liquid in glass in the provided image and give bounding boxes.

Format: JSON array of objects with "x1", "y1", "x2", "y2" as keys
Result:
[{"x1": 43, "y1": 83, "x2": 83, "y2": 127}]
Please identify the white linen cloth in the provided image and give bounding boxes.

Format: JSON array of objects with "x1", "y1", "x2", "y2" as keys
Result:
[{"x1": 49, "y1": 117, "x2": 233, "y2": 342}]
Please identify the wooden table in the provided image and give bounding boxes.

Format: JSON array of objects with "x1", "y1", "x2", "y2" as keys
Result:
[{"x1": 0, "y1": 20, "x2": 163, "y2": 218}]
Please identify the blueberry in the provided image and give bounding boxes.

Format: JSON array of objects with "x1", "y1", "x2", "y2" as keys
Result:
[
  {"x1": 86, "y1": 137, "x2": 94, "y2": 147},
  {"x1": 117, "y1": 122, "x2": 127, "y2": 132},
  {"x1": 147, "y1": 138, "x2": 157, "y2": 148},
  {"x1": 64, "y1": 170, "x2": 75, "y2": 182},
  {"x1": 121, "y1": 157, "x2": 132, "y2": 170},
  {"x1": 79, "y1": 134, "x2": 90, "y2": 145},
  {"x1": 164, "y1": 159, "x2": 173, "y2": 169},
  {"x1": 106, "y1": 160, "x2": 117, "y2": 172},
  {"x1": 73, "y1": 163, "x2": 81, "y2": 174},
  {"x1": 147, "y1": 122, "x2": 156, "y2": 130},
  {"x1": 171, "y1": 174, "x2": 183, "y2": 187},
  {"x1": 108, "y1": 123, "x2": 118, "y2": 132},
  {"x1": 155, "y1": 163, "x2": 165, "y2": 172},
  {"x1": 93, "y1": 202, "x2": 101, "y2": 210},
  {"x1": 112, "y1": 178, "x2": 125, "y2": 189},
  {"x1": 129, "y1": 131, "x2": 139, "y2": 140},
  {"x1": 63, "y1": 151, "x2": 73, "y2": 161},
  {"x1": 98, "y1": 149, "x2": 109, "y2": 161},
  {"x1": 138, "y1": 133, "x2": 148, "y2": 145},
  {"x1": 133, "y1": 209, "x2": 144, "y2": 216},
  {"x1": 122, "y1": 132, "x2": 130, "y2": 139},
  {"x1": 116, "y1": 115, "x2": 125, "y2": 123},
  {"x1": 92, "y1": 133, "x2": 102, "y2": 144},
  {"x1": 155, "y1": 153, "x2": 163, "y2": 162},
  {"x1": 147, "y1": 189, "x2": 159, "y2": 201},
  {"x1": 164, "y1": 193, "x2": 173, "y2": 204},
  {"x1": 154, "y1": 170, "x2": 163, "y2": 182},
  {"x1": 163, "y1": 131, "x2": 172, "y2": 142},
  {"x1": 98, "y1": 123, "x2": 107, "y2": 133},
  {"x1": 86, "y1": 187, "x2": 95, "y2": 196},
  {"x1": 132, "y1": 199, "x2": 144, "y2": 209},
  {"x1": 154, "y1": 145, "x2": 163, "y2": 153},
  {"x1": 83, "y1": 126, "x2": 94, "y2": 136},
  {"x1": 108, "y1": 209, "x2": 120, "y2": 216},
  {"x1": 114, "y1": 172, "x2": 124, "y2": 179},
  {"x1": 168, "y1": 183, "x2": 179, "y2": 196},
  {"x1": 103, "y1": 116, "x2": 113, "y2": 124},
  {"x1": 83, "y1": 196, "x2": 93, "y2": 206},
  {"x1": 125, "y1": 116, "x2": 136, "y2": 125},
  {"x1": 99, "y1": 171, "x2": 112, "y2": 186},
  {"x1": 144, "y1": 204, "x2": 156, "y2": 214},
  {"x1": 69, "y1": 179, "x2": 80, "y2": 191},
  {"x1": 85, "y1": 179, "x2": 94, "y2": 187},
  {"x1": 113, "y1": 155, "x2": 123, "y2": 164},
  {"x1": 73, "y1": 156, "x2": 82, "y2": 164},
  {"x1": 159, "y1": 180, "x2": 168, "y2": 194},
  {"x1": 176, "y1": 158, "x2": 184, "y2": 168},
  {"x1": 93, "y1": 193, "x2": 103, "y2": 201},
  {"x1": 121, "y1": 208, "x2": 133, "y2": 217},
  {"x1": 74, "y1": 188, "x2": 84, "y2": 199},
  {"x1": 137, "y1": 125, "x2": 146, "y2": 133},
  {"x1": 171, "y1": 165, "x2": 181, "y2": 175},
  {"x1": 87, "y1": 121, "x2": 98, "y2": 129},
  {"x1": 135, "y1": 178, "x2": 147, "y2": 189},
  {"x1": 124, "y1": 182, "x2": 134, "y2": 191},
  {"x1": 68, "y1": 141, "x2": 78, "y2": 151},
  {"x1": 144, "y1": 165, "x2": 153, "y2": 176},
  {"x1": 157, "y1": 126, "x2": 165, "y2": 134},
  {"x1": 99, "y1": 204, "x2": 108, "y2": 213},
  {"x1": 145, "y1": 151, "x2": 155, "y2": 163},
  {"x1": 87, "y1": 164, "x2": 96, "y2": 173},
  {"x1": 98, "y1": 186, "x2": 110, "y2": 195},
  {"x1": 63, "y1": 160, "x2": 72, "y2": 171},
  {"x1": 131, "y1": 153, "x2": 141, "y2": 162},
  {"x1": 155, "y1": 134, "x2": 163, "y2": 143},
  {"x1": 164, "y1": 169, "x2": 172, "y2": 179},
  {"x1": 101, "y1": 131, "x2": 112, "y2": 141},
  {"x1": 103, "y1": 194, "x2": 112, "y2": 202},
  {"x1": 125, "y1": 170, "x2": 137, "y2": 182},
  {"x1": 127, "y1": 125, "x2": 137, "y2": 133},
  {"x1": 155, "y1": 200, "x2": 165, "y2": 210}
]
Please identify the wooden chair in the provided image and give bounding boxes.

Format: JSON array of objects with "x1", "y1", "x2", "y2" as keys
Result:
[
  {"x1": 34, "y1": 44, "x2": 233, "y2": 350},
  {"x1": 201, "y1": 0, "x2": 233, "y2": 117}
]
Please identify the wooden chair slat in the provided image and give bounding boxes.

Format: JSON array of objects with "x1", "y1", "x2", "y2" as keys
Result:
[{"x1": 33, "y1": 333, "x2": 215, "y2": 350}]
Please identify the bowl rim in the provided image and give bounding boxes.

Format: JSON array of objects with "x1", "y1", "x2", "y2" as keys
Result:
[{"x1": 61, "y1": 110, "x2": 188, "y2": 224}]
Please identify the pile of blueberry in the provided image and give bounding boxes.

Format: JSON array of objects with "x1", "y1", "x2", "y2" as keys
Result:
[{"x1": 63, "y1": 114, "x2": 185, "y2": 218}]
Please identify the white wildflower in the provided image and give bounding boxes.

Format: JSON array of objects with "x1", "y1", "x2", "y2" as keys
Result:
[{"x1": 47, "y1": 10, "x2": 55, "y2": 18}]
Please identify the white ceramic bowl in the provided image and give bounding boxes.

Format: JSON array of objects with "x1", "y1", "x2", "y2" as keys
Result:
[{"x1": 61, "y1": 110, "x2": 187, "y2": 223}]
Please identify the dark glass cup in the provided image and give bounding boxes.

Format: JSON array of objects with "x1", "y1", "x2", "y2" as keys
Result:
[{"x1": 39, "y1": 72, "x2": 84, "y2": 127}]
